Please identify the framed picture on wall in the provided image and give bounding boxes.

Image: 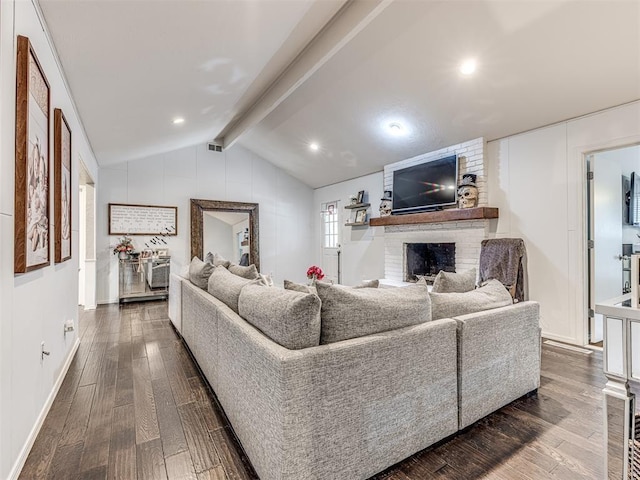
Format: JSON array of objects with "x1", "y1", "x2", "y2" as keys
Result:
[
  {"x1": 54, "y1": 108, "x2": 72, "y2": 263},
  {"x1": 15, "y1": 35, "x2": 51, "y2": 273},
  {"x1": 355, "y1": 209, "x2": 367, "y2": 224}
]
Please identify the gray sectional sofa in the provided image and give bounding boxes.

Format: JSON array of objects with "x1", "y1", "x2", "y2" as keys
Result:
[{"x1": 168, "y1": 270, "x2": 540, "y2": 480}]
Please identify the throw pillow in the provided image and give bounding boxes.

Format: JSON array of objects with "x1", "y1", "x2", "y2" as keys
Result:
[
  {"x1": 284, "y1": 279, "x2": 317, "y2": 295},
  {"x1": 188, "y1": 256, "x2": 215, "y2": 289},
  {"x1": 431, "y1": 268, "x2": 476, "y2": 293},
  {"x1": 259, "y1": 272, "x2": 274, "y2": 287},
  {"x1": 207, "y1": 266, "x2": 260, "y2": 313},
  {"x1": 204, "y1": 251, "x2": 214, "y2": 264},
  {"x1": 353, "y1": 279, "x2": 379, "y2": 288},
  {"x1": 315, "y1": 282, "x2": 431, "y2": 344},
  {"x1": 212, "y1": 253, "x2": 231, "y2": 268},
  {"x1": 238, "y1": 284, "x2": 321, "y2": 350},
  {"x1": 228, "y1": 263, "x2": 260, "y2": 280},
  {"x1": 430, "y1": 279, "x2": 513, "y2": 321}
]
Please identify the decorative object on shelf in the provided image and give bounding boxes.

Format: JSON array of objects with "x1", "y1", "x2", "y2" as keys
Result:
[
  {"x1": 113, "y1": 235, "x2": 135, "y2": 259},
  {"x1": 356, "y1": 190, "x2": 365, "y2": 204},
  {"x1": 379, "y1": 190, "x2": 393, "y2": 217},
  {"x1": 457, "y1": 173, "x2": 478, "y2": 209},
  {"x1": 349, "y1": 194, "x2": 358, "y2": 205},
  {"x1": 15, "y1": 35, "x2": 51, "y2": 274},
  {"x1": 355, "y1": 209, "x2": 367, "y2": 224},
  {"x1": 54, "y1": 108, "x2": 72, "y2": 264},
  {"x1": 306, "y1": 265, "x2": 324, "y2": 284}
]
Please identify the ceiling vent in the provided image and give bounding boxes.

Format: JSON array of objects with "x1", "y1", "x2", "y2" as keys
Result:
[{"x1": 208, "y1": 142, "x2": 223, "y2": 152}]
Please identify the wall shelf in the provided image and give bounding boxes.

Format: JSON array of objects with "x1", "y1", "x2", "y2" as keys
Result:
[
  {"x1": 369, "y1": 207, "x2": 499, "y2": 227},
  {"x1": 344, "y1": 202, "x2": 370, "y2": 210},
  {"x1": 345, "y1": 221, "x2": 369, "y2": 227}
]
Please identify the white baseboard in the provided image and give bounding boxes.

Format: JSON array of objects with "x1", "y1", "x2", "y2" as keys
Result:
[
  {"x1": 540, "y1": 331, "x2": 580, "y2": 346},
  {"x1": 8, "y1": 338, "x2": 80, "y2": 480}
]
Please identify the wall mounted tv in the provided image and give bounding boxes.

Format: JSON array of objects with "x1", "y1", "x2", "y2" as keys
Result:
[{"x1": 392, "y1": 155, "x2": 458, "y2": 214}]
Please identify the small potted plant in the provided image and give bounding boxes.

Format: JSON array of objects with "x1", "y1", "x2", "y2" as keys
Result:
[
  {"x1": 113, "y1": 236, "x2": 134, "y2": 259},
  {"x1": 306, "y1": 265, "x2": 325, "y2": 285}
]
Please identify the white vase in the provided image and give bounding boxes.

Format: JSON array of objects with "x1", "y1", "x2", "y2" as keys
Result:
[{"x1": 118, "y1": 251, "x2": 128, "y2": 260}]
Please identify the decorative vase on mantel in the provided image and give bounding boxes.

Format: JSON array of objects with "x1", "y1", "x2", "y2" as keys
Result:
[{"x1": 118, "y1": 251, "x2": 128, "y2": 260}]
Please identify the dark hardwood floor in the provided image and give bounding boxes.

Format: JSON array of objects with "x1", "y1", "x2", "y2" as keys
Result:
[{"x1": 20, "y1": 301, "x2": 616, "y2": 479}]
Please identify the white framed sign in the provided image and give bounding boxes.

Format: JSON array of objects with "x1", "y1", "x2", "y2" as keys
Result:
[{"x1": 108, "y1": 203, "x2": 177, "y2": 236}]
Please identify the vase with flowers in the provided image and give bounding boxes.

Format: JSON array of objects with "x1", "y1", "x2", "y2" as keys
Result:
[
  {"x1": 113, "y1": 236, "x2": 134, "y2": 259},
  {"x1": 306, "y1": 265, "x2": 324, "y2": 285}
]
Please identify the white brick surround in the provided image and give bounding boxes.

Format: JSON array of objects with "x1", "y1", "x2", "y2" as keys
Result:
[{"x1": 382, "y1": 138, "x2": 495, "y2": 282}]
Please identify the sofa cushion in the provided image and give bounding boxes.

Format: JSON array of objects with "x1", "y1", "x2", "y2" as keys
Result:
[
  {"x1": 204, "y1": 251, "x2": 214, "y2": 264},
  {"x1": 189, "y1": 256, "x2": 215, "y2": 289},
  {"x1": 228, "y1": 263, "x2": 260, "y2": 280},
  {"x1": 431, "y1": 268, "x2": 476, "y2": 293},
  {"x1": 208, "y1": 266, "x2": 259, "y2": 313},
  {"x1": 430, "y1": 279, "x2": 513, "y2": 320},
  {"x1": 238, "y1": 284, "x2": 321, "y2": 350},
  {"x1": 315, "y1": 282, "x2": 431, "y2": 344}
]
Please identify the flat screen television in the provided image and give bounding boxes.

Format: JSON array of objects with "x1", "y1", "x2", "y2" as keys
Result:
[{"x1": 392, "y1": 155, "x2": 458, "y2": 214}]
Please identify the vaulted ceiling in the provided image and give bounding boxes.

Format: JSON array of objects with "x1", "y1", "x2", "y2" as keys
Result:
[{"x1": 39, "y1": 0, "x2": 640, "y2": 188}]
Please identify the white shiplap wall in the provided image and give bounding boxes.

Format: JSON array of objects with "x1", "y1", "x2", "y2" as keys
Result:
[{"x1": 97, "y1": 143, "x2": 315, "y2": 303}]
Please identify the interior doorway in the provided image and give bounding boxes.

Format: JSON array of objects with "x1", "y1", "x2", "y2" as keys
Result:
[
  {"x1": 587, "y1": 144, "x2": 640, "y2": 345},
  {"x1": 78, "y1": 160, "x2": 96, "y2": 309}
]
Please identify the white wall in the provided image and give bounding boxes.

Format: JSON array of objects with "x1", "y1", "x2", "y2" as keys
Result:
[
  {"x1": 488, "y1": 101, "x2": 640, "y2": 346},
  {"x1": 0, "y1": 1, "x2": 99, "y2": 478},
  {"x1": 97, "y1": 143, "x2": 314, "y2": 302},
  {"x1": 313, "y1": 172, "x2": 385, "y2": 286},
  {"x1": 203, "y1": 214, "x2": 234, "y2": 263}
]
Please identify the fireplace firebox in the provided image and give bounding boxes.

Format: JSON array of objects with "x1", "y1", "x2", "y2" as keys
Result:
[{"x1": 404, "y1": 243, "x2": 455, "y2": 283}]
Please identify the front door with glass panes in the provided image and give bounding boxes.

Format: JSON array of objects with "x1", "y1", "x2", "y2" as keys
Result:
[{"x1": 321, "y1": 201, "x2": 340, "y2": 284}]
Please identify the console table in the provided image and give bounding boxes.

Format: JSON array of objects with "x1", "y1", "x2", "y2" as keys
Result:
[
  {"x1": 595, "y1": 294, "x2": 640, "y2": 478},
  {"x1": 119, "y1": 256, "x2": 170, "y2": 303}
]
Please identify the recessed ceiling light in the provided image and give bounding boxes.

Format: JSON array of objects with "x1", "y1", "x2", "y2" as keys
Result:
[
  {"x1": 309, "y1": 142, "x2": 319, "y2": 151},
  {"x1": 173, "y1": 117, "x2": 185, "y2": 125},
  {"x1": 459, "y1": 58, "x2": 477, "y2": 76},
  {"x1": 388, "y1": 122, "x2": 404, "y2": 135}
]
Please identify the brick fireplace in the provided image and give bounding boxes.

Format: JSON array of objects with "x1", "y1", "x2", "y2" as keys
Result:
[{"x1": 378, "y1": 137, "x2": 496, "y2": 284}]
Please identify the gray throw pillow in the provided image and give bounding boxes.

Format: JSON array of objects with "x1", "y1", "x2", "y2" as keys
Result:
[
  {"x1": 228, "y1": 263, "x2": 260, "y2": 280},
  {"x1": 212, "y1": 253, "x2": 231, "y2": 268},
  {"x1": 431, "y1": 268, "x2": 476, "y2": 293},
  {"x1": 353, "y1": 279, "x2": 379, "y2": 288},
  {"x1": 284, "y1": 279, "x2": 316, "y2": 294},
  {"x1": 315, "y1": 282, "x2": 431, "y2": 344},
  {"x1": 189, "y1": 256, "x2": 215, "y2": 289},
  {"x1": 207, "y1": 266, "x2": 259, "y2": 313},
  {"x1": 204, "y1": 251, "x2": 214, "y2": 264},
  {"x1": 430, "y1": 279, "x2": 513, "y2": 321},
  {"x1": 238, "y1": 284, "x2": 321, "y2": 350}
]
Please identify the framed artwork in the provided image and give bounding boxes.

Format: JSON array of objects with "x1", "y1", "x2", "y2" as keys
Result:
[
  {"x1": 15, "y1": 35, "x2": 50, "y2": 273},
  {"x1": 355, "y1": 209, "x2": 367, "y2": 224},
  {"x1": 54, "y1": 108, "x2": 72, "y2": 263},
  {"x1": 356, "y1": 190, "x2": 365, "y2": 204},
  {"x1": 108, "y1": 203, "x2": 178, "y2": 236}
]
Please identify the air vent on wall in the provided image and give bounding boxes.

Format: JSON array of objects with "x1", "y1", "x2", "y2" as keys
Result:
[{"x1": 208, "y1": 142, "x2": 223, "y2": 152}]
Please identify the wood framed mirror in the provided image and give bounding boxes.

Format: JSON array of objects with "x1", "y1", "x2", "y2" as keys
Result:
[{"x1": 190, "y1": 199, "x2": 260, "y2": 271}]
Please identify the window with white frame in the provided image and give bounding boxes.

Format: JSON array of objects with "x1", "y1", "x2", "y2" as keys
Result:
[{"x1": 322, "y1": 201, "x2": 339, "y2": 248}]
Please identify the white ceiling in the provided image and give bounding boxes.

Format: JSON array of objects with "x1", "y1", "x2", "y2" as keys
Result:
[{"x1": 39, "y1": 0, "x2": 640, "y2": 189}]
